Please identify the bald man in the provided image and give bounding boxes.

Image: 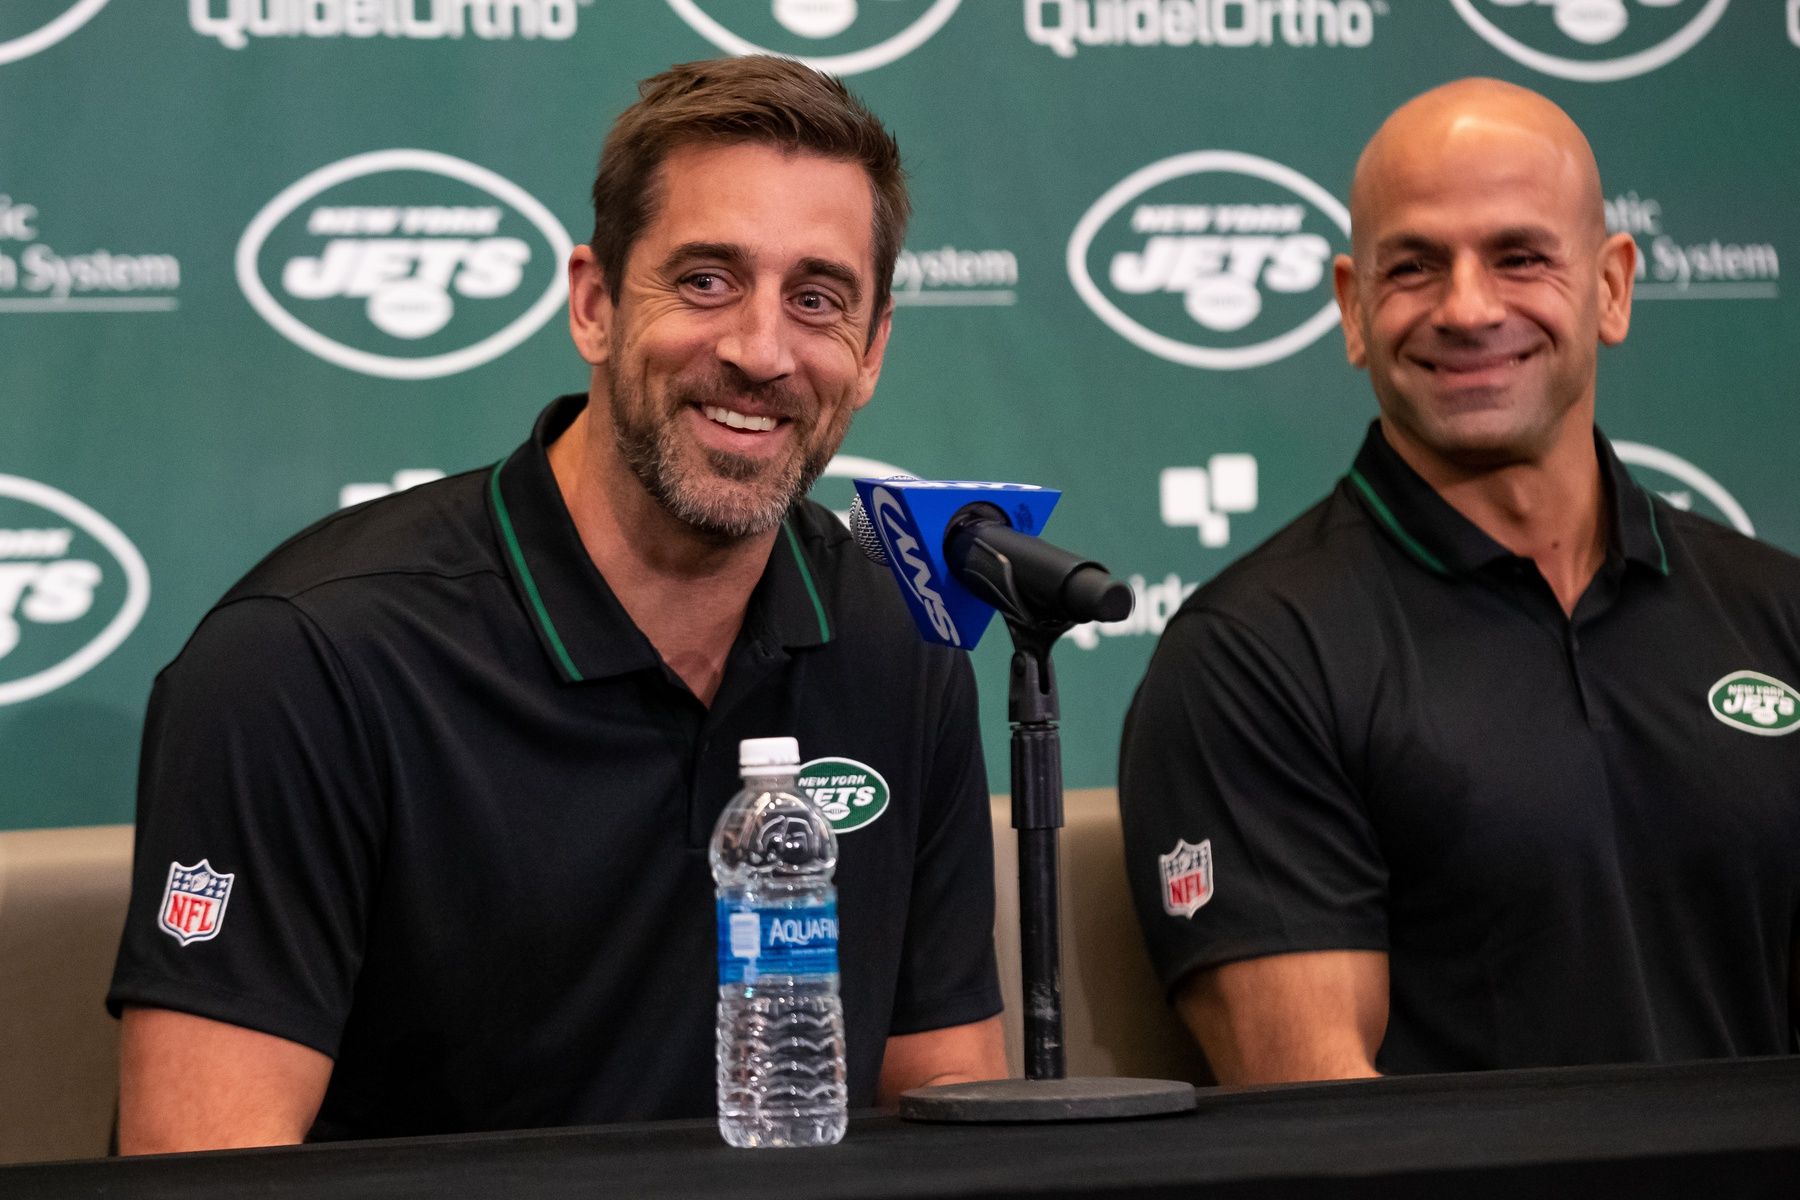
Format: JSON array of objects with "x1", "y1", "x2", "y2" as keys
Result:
[{"x1": 1119, "y1": 79, "x2": 1800, "y2": 1084}]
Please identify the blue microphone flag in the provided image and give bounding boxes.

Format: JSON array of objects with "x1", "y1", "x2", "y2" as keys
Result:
[{"x1": 851, "y1": 478, "x2": 1061, "y2": 650}]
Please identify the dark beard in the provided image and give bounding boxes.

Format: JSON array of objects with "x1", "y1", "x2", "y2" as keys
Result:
[{"x1": 610, "y1": 369, "x2": 839, "y2": 540}]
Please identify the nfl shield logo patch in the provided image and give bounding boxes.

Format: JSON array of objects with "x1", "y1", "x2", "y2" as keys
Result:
[
  {"x1": 1160, "y1": 839, "x2": 1213, "y2": 918},
  {"x1": 158, "y1": 860, "x2": 235, "y2": 946}
]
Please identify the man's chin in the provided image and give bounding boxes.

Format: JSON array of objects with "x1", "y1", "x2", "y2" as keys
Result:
[
  {"x1": 699, "y1": 445, "x2": 781, "y2": 486},
  {"x1": 1414, "y1": 422, "x2": 1550, "y2": 472},
  {"x1": 658, "y1": 472, "x2": 803, "y2": 541}
]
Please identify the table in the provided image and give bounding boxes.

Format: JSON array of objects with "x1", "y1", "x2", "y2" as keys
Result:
[{"x1": 8, "y1": 1057, "x2": 1798, "y2": 1198}]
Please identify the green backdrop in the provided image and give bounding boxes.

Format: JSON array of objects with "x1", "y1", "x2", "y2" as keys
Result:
[{"x1": 4, "y1": 0, "x2": 1796, "y2": 830}]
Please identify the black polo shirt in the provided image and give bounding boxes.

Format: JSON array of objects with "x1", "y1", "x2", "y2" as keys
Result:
[
  {"x1": 1120, "y1": 421, "x2": 1800, "y2": 1072},
  {"x1": 109, "y1": 394, "x2": 1001, "y2": 1139}
]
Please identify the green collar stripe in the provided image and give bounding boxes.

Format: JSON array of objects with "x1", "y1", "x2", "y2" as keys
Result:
[
  {"x1": 489, "y1": 463, "x2": 583, "y2": 683},
  {"x1": 1347, "y1": 469, "x2": 1451, "y2": 577},
  {"x1": 1642, "y1": 485, "x2": 1671, "y2": 575},
  {"x1": 783, "y1": 519, "x2": 831, "y2": 642}
]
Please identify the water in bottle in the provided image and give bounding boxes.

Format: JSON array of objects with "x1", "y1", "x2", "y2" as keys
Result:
[{"x1": 711, "y1": 736, "x2": 847, "y2": 1148}]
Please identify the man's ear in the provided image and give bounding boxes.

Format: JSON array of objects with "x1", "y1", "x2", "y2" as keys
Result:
[
  {"x1": 567, "y1": 245, "x2": 612, "y2": 366},
  {"x1": 1596, "y1": 231, "x2": 1635, "y2": 347},
  {"x1": 1332, "y1": 254, "x2": 1367, "y2": 368},
  {"x1": 853, "y1": 304, "x2": 893, "y2": 411}
]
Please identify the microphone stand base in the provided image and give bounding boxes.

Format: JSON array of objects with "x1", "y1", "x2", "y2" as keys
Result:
[{"x1": 898, "y1": 1076, "x2": 1196, "y2": 1123}]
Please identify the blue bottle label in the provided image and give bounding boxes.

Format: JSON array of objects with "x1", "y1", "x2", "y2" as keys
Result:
[{"x1": 716, "y1": 899, "x2": 839, "y2": 983}]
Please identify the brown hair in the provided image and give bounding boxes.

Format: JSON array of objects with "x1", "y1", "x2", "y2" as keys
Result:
[{"x1": 590, "y1": 56, "x2": 909, "y2": 338}]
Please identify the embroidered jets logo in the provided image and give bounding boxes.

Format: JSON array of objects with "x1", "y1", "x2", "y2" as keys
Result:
[
  {"x1": 797, "y1": 756, "x2": 891, "y2": 833},
  {"x1": 1708, "y1": 671, "x2": 1800, "y2": 737},
  {"x1": 158, "y1": 859, "x2": 235, "y2": 946},
  {"x1": 1159, "y1": 838, "x2": 1213, "y2": 918}
]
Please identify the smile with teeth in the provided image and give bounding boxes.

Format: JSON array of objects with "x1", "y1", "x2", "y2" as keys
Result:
[
  {"x1": 1419, "y1": 349, "x2": 1535, "y2": 373},
  {"x1": 702, "y1": 404, "x2": 781, "y2": 432}
]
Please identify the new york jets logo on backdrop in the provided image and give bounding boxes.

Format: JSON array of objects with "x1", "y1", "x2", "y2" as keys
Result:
[
  {"x1": 1613, "y1": 442, "x2": 1753, "y2": 536},
  {"x1": 798, "y1": 757, "x2": 891, "y2": 833},
  {"x1": 1451, "y1": 0, "x2": 1731, "y2": 82},
  {"x1": 1708, "y1": 671, "x2": 1800, "y2": 736},
  {"x1": 0, "y1": 475, "x2": 149, "y2": 705},
  {"x1": 1068, "y1": 151, "x2": 1349, "y2": 370},
  {"x1": 0, "y1": 0, "x2": 109, "y2": 66},
  {"x1": 236, "y1": 150, "x2": 573, "y2": 380},
  {"x1": 664, "y1": 0, "x2": 961, "y2": 73}
]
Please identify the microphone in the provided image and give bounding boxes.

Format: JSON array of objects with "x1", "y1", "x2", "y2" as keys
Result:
[{"x1": 847, "y1": 477, "x2": 1132, "y2": 649}]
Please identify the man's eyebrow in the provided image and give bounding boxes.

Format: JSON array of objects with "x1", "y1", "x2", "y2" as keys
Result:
[
  {"x1": 1372, "y1": 226, "x2": 1564, "y2": 258},
  {"x1": 1371, "y1": 233, "x2": 1445, "y2": 259},
  {"x1": 795, "y1": 256, "x2": 865, "y2": 309},
  {"x1": 1484, "y1": 225, "x2": 1563, "y2": 251},
  {"x1": 657, "y1": 245, "x2": 867, "y2": 308},
  {"x1": 658, "y1": 241, "x2": 749, "y2": 274}
]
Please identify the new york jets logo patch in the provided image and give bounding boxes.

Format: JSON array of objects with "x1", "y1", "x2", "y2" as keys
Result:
[
  {"x1": 798, "y1": 757, "x2": 890, "y2": 833},
  {"x1": 1708, "y1": 671, "x2": 1800, "y2": 736}
]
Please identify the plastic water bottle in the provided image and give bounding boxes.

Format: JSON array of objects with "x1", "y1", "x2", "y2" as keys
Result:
[{"x1": 711, "y1": 736, "x2": 847, "y2": 1148}]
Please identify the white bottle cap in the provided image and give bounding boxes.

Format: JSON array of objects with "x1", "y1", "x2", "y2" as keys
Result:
[{"x1": 739, "y1": 736, "x2": 800, "y2": 774}]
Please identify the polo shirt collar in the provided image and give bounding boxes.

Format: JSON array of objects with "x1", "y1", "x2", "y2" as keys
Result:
[
  {"x1": 487, "y1": 394, "x2": 834, "y2": 685},
  {"x1": 1343, "y1": 420, "x2": 1670, "y2": 579}
]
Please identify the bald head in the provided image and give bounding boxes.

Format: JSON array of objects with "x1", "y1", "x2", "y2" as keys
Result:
[
  {"x1": 1328, "y1": 76, "x2": 1637, "y2": 482},
  {"x1": 1349, "y1": 79, "x2": 1606, "y2": 264}
]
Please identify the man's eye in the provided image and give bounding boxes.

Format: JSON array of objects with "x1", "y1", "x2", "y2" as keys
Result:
[
  {"x1": 1499, "y1": 253, "x2": 1547, "y2": 270},
  {"x1": 1386, "y1": 260, "x2": 1424, "y2": 280},
  {"x1": 683, "y1": 272, "x2": 722, "y2": 291},
  {"x1": 794, "y1": 289, "x2": 841, "y2": 314}
]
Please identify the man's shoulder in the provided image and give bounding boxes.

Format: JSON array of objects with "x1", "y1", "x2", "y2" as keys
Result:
[
  {"x1": 785, "y1": 498, "x2": 967, "y2": 665},
  {"x1": 786, "y1": 498, "x2": 907, "y2": 620},
  {"x1": 1659, "y1": 501, "x2": 1800, "y2": 577},
  {"x1": 222, "y1": 467, "x2": 499, "y2": 609},
  {"x1": 1655, "y1": 502, "x2": 1800, "y2": 617},
  {"x1": 159, "y1": 467, "x2": 507, "y2": 700},
  {"x1": 1171, "y1": 484, "x2": 1384, "y2": 635}
]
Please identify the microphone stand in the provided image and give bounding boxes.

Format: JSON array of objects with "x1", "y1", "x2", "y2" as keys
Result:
[{"x1": 898, "y1": 589, "x2": 1196, "y2": 1121}]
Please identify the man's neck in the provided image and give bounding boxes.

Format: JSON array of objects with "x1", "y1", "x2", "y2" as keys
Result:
[
  {"x1": 547, "y1": 401, "x2": 777, "y2": 707},
  {"x1": 1383, "y1": 413, "x2": 1608, "y2": 618}
]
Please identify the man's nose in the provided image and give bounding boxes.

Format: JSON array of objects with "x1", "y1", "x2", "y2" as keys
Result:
[
  {"x1": 715, "y1": 290, "x2": 795, "y2": 384},
  {"x1": 1434, "y1": 256, "x2": 1506, "y2": 331}
]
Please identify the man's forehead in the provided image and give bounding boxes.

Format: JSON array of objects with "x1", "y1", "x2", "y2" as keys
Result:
[
  {"x1": 647, "y1": 142, "x2": 875, "y2": 247},
  {"x1": 1348, "y1": 80, "x2": 1603, "y2": 242},
  {"x1": 1351, "y1": 117, "x2": 1599, "y2": 252}
]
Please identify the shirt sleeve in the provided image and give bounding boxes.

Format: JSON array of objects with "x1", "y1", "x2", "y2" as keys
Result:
[
  {"x1": 887, "y1": 651, "x2": 1003, "y2": 1035},
  {"x1": 107, "y1": 596, "x2": 386, "y2": 1058},
  {"x1": 1118, "y1": 604, "x2": 1388, "y2": 998}
]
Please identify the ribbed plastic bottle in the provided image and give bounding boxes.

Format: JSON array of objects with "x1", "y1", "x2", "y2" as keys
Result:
[{"x1": 711, "y1": 736, "x2": 847, "y2": 1148}]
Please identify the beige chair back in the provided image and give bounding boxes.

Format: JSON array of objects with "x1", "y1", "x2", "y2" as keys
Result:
[
  {"x1": 0, "y1": 789, "x2": 1207, "y2": 1163},
  {"x1": 991, "y1": 788, "x2": 1210, "y2": 1085},
  {"x1": 0, "y1": 824, "x2": 133, "y2": 1163}
]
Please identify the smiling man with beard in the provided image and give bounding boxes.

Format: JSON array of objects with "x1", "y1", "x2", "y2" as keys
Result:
[
  {"x1": 108, "y1": 56, "x2": 1006, "y2": 1152},
  {"x1": 1120, "y1": 79, "x2": 1800, "y2": 1085}
]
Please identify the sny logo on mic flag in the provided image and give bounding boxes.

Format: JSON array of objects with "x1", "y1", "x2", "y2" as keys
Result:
[{"x1": 851, "y1": 479, "x2": 1060, "y2": 649}]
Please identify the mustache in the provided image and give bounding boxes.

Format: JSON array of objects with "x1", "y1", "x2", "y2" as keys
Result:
[
  {"x1": 671, "y1": 369, "x2": 806, "y2": 423},
  {"x1": 1409, "y1": 327, "x2": 1539, "y2": 358}
]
